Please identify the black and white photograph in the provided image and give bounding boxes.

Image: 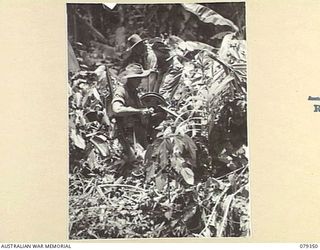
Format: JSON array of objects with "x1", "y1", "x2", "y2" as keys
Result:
[{"x1": 67, "y1": 2, "x2": 249, "y2": 239}]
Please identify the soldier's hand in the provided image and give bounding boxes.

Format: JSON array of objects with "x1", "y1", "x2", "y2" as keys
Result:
[{"x1": 141, "y1": 107, "x2": 154, "y2": 116}]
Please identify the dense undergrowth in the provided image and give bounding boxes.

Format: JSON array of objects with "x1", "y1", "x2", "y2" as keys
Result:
[{"x1": 68, "y1": 3, "x2": 249, "y2": 239}]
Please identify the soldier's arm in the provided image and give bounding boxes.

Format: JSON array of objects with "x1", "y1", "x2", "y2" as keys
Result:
[
  {"x1": 111, "y1": 86, "x2": 153, "y2": 116},
  {"x1": 111, "y1": 86, "x2": 141, "y2": 116},
  {"x1": 112, "y1": 101, "x2": 144, "y2": 116},
  {"x1": 112, "y1": 101, "x2": 154, "y2": 116}
]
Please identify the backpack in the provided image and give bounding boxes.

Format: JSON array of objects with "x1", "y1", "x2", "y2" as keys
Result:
[{"x1": 151, "y1": 41, "x2": 172, "y2": 69}]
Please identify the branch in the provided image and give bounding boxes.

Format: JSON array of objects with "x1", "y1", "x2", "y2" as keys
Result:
[
  {"x1": 200, "y1": 184, "x2": 230, "y2": 236},
  {"x1": 216, "y1": 165, "x2": 247, "y2": 180},
  {"x1": 216, "y1": 185, "x2": 246, "y2": 236},
  {"x1": 75, "y1": 11, "x2": 108, "y2": 44},
  {"x1": 98, "y1": 184, "x2": 146, "y2": 192}
]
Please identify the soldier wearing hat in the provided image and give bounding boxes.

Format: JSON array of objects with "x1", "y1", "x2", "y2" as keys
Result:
[
  {"x1": 123, "y1": 34, "x2": 171, "y2": 93},
  {"x1": 112, "y1": 63, "x2": 154, "y2": 171},
  {"x1": 125, "y1": 34, "x2": 157, "y2": 71},
  {"x1": 112, "y1": 63, "x2": 152, "y2": 114}
]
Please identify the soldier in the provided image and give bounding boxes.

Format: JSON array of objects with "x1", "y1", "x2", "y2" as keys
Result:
[
  {"x1": 111, "y1": 63, "x2": 154, "y2": 172},
  {"x1": 123, "y1": 34, "x2": 172, "y2": 93},
  {"x1": 125, "y1": 34, "x2": 157, "y2": 72}
]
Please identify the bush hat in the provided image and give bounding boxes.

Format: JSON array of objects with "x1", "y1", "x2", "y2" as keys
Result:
[
  {"x1": 127, "y1": 34, "x2": 146, "y2": 51},
  {"x1": 120, "y1": 63, "x2": 151, "y2": 79}
]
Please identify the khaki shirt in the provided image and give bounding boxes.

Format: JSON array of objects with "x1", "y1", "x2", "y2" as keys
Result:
[{"x1": 112, "y1": 84, "x2": 143, "y2": 129}]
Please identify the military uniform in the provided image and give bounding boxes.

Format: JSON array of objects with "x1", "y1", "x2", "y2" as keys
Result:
[
  {"x1": 112, "y1": 84, "x2": 148, "y2": 149},
  {"x1": 123, "y1": 34, "x2": 171, "y2": 93}
]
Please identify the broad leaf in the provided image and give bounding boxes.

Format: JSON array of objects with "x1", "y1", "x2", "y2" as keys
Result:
[
  {"x1": 164, "y1": 210, "x2": 173, "y2": 220},
  {"x1": 202, "y1": 228, "x2": 212, "y2": 237},
  {"x1": 159, "y1": 140, "x2": 168, "y2": 170},
  {"x1": 165, "y1": 138, "x2": 173, "y2": 154},
  {"x1": 173, "y1": 137, "x2": 184, "y2": 154},
  {"x1": 180, "y1": 167, "x2": 194, "y2": 185},
  {"x1": 101, "y1": 111, "x2": 111, "y2": 126},
  {"x1": 210, "y1": 31, "x2": 234, "y2": 41},
  {"x1": 216, "y1": 194, "x2": 234, "y2": 237},
  {"x1": 175, "y1": 123, "x2": 188, "y2": 135},
  {"x1": 167, "y1": 35, "x2": 185, "y2": 50},
  {"x1": 87, "y1": 150, "x2": 96, "y2": 170},
  {"x1": 92, "y1": 87, "x2": 102, "y2": 102},
  {"x1": 144, "y1": 144, "x2": 154, "y2": 164},
  {"x1": 114, "y1": 176, "x2": 124, "y2": 184},
  {"x1": 219, "y1": 33, "x2": 246, "y2": 63},
  {"x1": 90, "y1": 138, "x2": 109, "y2": 157},
  {"x1": 74, "y1": 92, "x2": 82, "y2": 108},
  {"x1": 146, "y1": 163, "x2": 157, "y2": 182},
  {"x1": 94, "y1": 65, "x2": 106, "y2": 81},
  {"x1": 179, "y1": 134, "x2": 197, "y2": 163},
  {"x1": 171, "y1": 155, "x2": 184, "y2": 174},
  {"x1": 155, "y1": 174, "x2": 167, "y2": 192},
  {"x1": 95, "y1": 134, "x2": 108, "y2": 142},
  {"x1": 150, "y1": 138, "x2": 164, "y2": 159},
  {"x1": 70, "y1": 129, "x2": 86, "y2": 149},
  {"x1": 185, "y1": 41, "x2": 217, "y2": 52},
  {"x1": 182, "y1": 3, "x2": 238, "y2": 32},
  {"x1": 75, "y1": 109, "x2": 86, "y2": 126},
  {"x1": 209, "y1": 74, "x2": 234, "y2": 97}
]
